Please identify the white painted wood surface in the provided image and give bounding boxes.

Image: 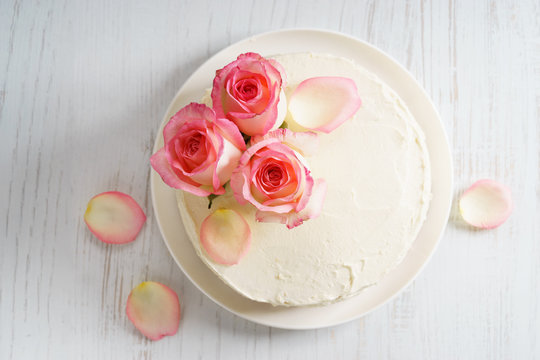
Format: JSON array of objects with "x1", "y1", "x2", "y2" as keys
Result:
[{"x1": 1, "y1": 0, "x2": 539, "y2": 358}]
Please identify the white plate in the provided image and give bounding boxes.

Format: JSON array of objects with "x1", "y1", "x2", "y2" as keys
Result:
[{"x1": 151, "y1": 29, "x2": 453, "y2": 330}]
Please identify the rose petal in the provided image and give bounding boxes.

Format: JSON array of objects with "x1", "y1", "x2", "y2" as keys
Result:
[
  {"x1": 288, "y1": 77, "x2": 362, "y2": 133},
  {"x1": 254, "y1": 211, "x2": 288, "y2": 226},
  {"x1": 268, "y1": 58, "x2": 287, "y2": 87},
  {"x1": 271, "y1": 88, "x2": 287, "y2": 131},
  {"x1": 214, "y1": 136, "x2": 244, "y2": 185},
  {"x1": 292, "y1": 166, "x2": 314, "y2": 213},
  {"x1": 459, "y1": 179, "x2": 513, "y2": 229},
  {"x1": 84, "y1": 191, "x2": 146, "y2": 244},
  {"x1": 200, "y1": 209, "x2": 251, "y2": 265},
  {"x1": 213, "y1": 117, "x2": 247, "y2": 151},
  {"x1": 230, "y1": 137, "x2": 280, "y2": 205},
  {"x1": 126, "y1": 281, "x2": 180, "y2": 341},
  {"x1": 251, "y1": 128, "x2": 319, "y2": 156},
  {"x1": 256, "y1": 179, "x2": 327, "y2": 229},
  {"x1": 295, "y1": 178, "x2": 327, "y2": 220},
  {"x1": 227, "y1": 99, "x2": 280, "y2": 136},
  {"x1": 151, "y1": 148, "x2": 213, "y2": 196},
  {"x1": 164, "y1": 103, "x2": 215, "y2": 144}
]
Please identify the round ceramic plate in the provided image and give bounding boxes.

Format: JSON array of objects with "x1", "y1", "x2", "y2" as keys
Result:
[{"x1": 151, "y1": 29, "x2": 453, "y2": 330}]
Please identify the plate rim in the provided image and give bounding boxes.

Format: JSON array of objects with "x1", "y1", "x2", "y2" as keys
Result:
[{"x1": 151, "y1": 28, "x2": 453, "y2": 330}]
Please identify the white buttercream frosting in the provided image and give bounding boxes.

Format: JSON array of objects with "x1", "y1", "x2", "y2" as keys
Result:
[{"x1": 177, "y1": 53, "x2": 431, "y2": 306}]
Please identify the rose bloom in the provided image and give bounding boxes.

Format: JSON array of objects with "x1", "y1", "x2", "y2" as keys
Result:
[
  {"x1": 230, "y1": 129, "x2": 327, "y2": 229},
  {"x1": 151, "y1": 103, "x2": 246, "y2": 196},
  {"x1": 211, "y1": 52, "x2": 287, "y2": 136}
]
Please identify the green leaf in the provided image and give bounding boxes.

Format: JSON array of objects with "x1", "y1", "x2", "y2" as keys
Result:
[
  {"x1": 242, "y1": 133, "x2": 251, "y2": 144},
  {"x1": 207, "y1": 194, "x2": 218, "y2": 209}
]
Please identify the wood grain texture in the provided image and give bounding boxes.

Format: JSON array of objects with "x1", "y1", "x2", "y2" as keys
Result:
[{"x1": 1, "y1": 0, "x2": 538, "y2": 358}]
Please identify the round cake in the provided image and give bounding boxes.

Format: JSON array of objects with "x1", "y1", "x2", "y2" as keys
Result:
[{"x1": 175, "y1": 53, "x2": 431, "y2": 306}]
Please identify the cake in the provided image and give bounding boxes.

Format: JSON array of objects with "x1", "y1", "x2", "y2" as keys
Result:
[{"x1": 153, "y1": 52, "x2": 431, "y2": 306}]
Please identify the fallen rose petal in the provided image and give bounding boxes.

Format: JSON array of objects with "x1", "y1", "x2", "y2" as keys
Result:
[
  {"x1": 200, "y1": 209, "x2": 251, "y2": 265},
  {"x1": 459, "y1": 179, "x2": 513, "y2": 229},
  {"x1": 126, "y1": 281, "x2": 180, "y2": 341},
  {"x1": 288, "y1": 77, "x2": 362, "y2": 133},
  {"x1": 84, "y1": 191, "x2": 146, "y2": 244}
]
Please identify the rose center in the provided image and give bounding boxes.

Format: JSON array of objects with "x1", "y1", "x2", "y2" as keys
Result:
[
  {"x1": 258, "y1": 162, "x2": 288, "y2": 192},
  {"x1": 235, "y1": 78, "x2": 259, "y2": 101},
  {"x1": 185, "y1": 134, "x2": 202, "y2": 157},
  {"x1": 266, "y1": 166, "x2": 282, "y2": 185}
]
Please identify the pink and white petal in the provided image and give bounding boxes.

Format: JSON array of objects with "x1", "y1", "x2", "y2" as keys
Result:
[
  {"x1": 84, "y1": 191, "x2": 146, "y2": 244},
  {"x1": 227, "y1": 82, "x2": 282, "y2": 136},
  {"x1": 188, "y1": 162, "x2": 216, "y2": 187},
  {"x1": 184, "y1": 130, "x2": 222, "y2": 191},
  {"x1": 268, "y1": 58, "x2": 287, "y2": 87},
  {"x1": 211, "y1": 73, "x2": 229, "y2": 118},
  {"x1": 260, "y1": 59, "x2": 284, "y2": 89},
  {"x1": 182, "y1": 130, "x2": 219, "y2": 178},
  {"x1": 166, "y1": 139, "x2": 212, "y2": 179},
  {"x1": 236, "y1": 52, "x2": 264, "y2": 62},
  {"x1": 294, "y1": 168, "x2": 315, "y2": 213},
  {"x1": 226, "y1": 110, "x2": 261, "y2": 135},
  {"x1": 224, "y1": 73, "x2": 259, "y2": 113},
  {"x1": 228, "y1": 71, "x2": 269, "y2": 114},
  {"x1": 233, "y1": 167, "x2": 282, "y2": 210},
  {"x1": 214, "y1": 137, "x2": 243, "y2": 185},
  {"x1": 200, "y1": 209, "x2": 252, "y2": 265},
  {"x1": 297, "y1": 178, "x2": 327, "y2": 220},
  {"x1": 288, "y1": 77, "x2": 362, "y2": 133},
  {"x1": 258, "y1": 140, "x2": 301, "y2": 162},
  {"x1": 201, "y1": 183, "x2": 225, "y2": 195},
  {"x1": 162, "y1": 114, "x2": 186, "y2": 145},
  {"x1": 211, "y1": 133, "x2": 224, "y2": 192},
  {"x1": 150, "y1": 149, "x2": 212, "y2": 196},
  {"x1": 256, "y1": 209, "x2": 305, "y2": 229},
  {"x1": 242, "y1": 138, "x2": 280, "y2": 162},
  {"x1": 268, "y1": 89, "x2": 287, "y2": 131},
  {"x1": 256, "y1": 179, "x2": 327, "y2": 229},
  {"x1": 258, "y1": 203, "x2": 296, "y2": 214},
  {"x1": 255, "y1": 210, "x2": 289, "y2": 225},
  {"x1": 228, "y1": 107, "x2": 277, "y2": 136},
  {"x1": 230, "y1": 166, "x2": 251, "y2": 205},
  {"x1": 259, "y1": 84, "x2": 284, "y2": 135},
  {"x1": 164, "y1": 103, "x2": 215, "y2": 143},
  {"x1": 287, "y1": 178, "x2": 327, "y2": 229},
  {"x1": 250, "y1": 181, "x2": 273, "y2": 203},
  {"x1": 236, "y1": 53, "x2": 268, "y2": 73},
  {"x1": 459, "y1": 179, "x2": 513, "y2": 229},
  {"x1": 251, "y1": 128, "x2": 319, "y2": 156},
  {"x1": 213, "y1": 118, "x2": 246, "y2": 150},
  {"x1": 285, "y1": 214, "x2": 306, "y2": 229},
  {"x1": 126, "y1": 281, "x2": 180, "y2": 341}
]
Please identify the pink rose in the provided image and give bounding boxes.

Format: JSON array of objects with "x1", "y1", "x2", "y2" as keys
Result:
[
  {"x1": 211, "y1": 52, "x2": 287, "y2": 136},
  {"x1": 151, "y1": 103, "x2": 246, "y2": 196},
  {"x1": 230, "y1": 129, "x2": 327, "y2": 229}
]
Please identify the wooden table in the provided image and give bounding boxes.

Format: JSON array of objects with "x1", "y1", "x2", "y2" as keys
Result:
[{"x1": 1, "y1": 0, "x2": 538, "y2": 358}]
